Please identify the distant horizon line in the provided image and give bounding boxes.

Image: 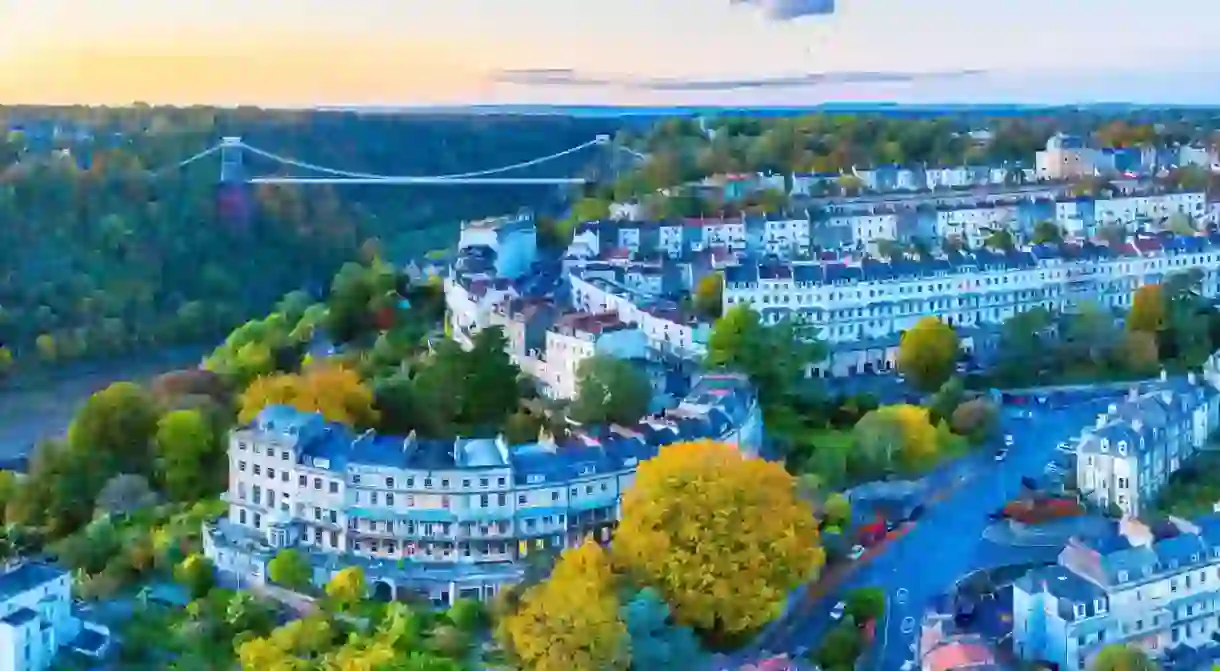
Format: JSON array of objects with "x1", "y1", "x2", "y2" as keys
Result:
[{"x1": 4, "y1": 101, "x2": 1220, "y2": 112}]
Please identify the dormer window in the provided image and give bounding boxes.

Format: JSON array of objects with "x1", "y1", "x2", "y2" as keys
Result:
[
  {"x1": 1117, "y1": 442, "x2": 1127, "y2": 456},
  {"x1": 1101, "y1": 439, "x2": 1110, "y2": 453},
  {"x1": 1117, "y1": 570, "x2": 1128, "y2": 582},
  {"x1": 1095, "y1": 599, "x2": 1107, "y2": 614},
  {"x1": 1074, "y1": 604, "x2": 1086, "y2": 618}
]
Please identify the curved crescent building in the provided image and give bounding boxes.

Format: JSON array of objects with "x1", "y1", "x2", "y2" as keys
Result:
[{"x1": 204, "y1": 373, "x2": 762, "y2": 606}]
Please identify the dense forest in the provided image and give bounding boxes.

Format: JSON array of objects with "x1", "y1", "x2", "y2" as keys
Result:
[{"x1": 0, "y1": 106, "x2": 622, "y2": 375}]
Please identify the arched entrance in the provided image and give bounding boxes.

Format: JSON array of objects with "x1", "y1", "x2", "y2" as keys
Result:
[{"x1": 372, "y1": 580, "x2": 393, "y2": 602}]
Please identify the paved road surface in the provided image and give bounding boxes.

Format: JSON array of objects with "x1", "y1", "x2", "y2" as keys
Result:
[{"x1": 740, "y1": 399, "x2": 1116, "y2": 669}]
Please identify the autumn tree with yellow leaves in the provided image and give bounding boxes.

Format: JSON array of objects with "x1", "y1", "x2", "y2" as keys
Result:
[
  {"x1": 611, "y1": 440, "x2": 824, "y2": 643},
  {"x1": 1128, "y1": 284, "x2": 1165, "y2": 333},
  {"x1": 854, "y1": 404, "x2": 944, "y2": 474},
  {"x1": 897, "y1": 316, "x2": 961, "y2": 392},
  {"x1": 498, "y1": 538, "x2": 630, "y2": 671},
  {"x1": 238, "y1": 363, "x2": 379, "y2": 427}
]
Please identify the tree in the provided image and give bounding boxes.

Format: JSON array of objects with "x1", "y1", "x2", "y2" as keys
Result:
[
  {"x1": 621, "y1": 588, "x2": 703, "y2": 671},
  {"x1": 845, "y1": 587, "x2": 885, "y2": 622},
  {"x1": 693, "y1": 272, "x2": 724, "y2": 318},
  {"x1": 706, "y1": 305, "x2": 825, "y2": 406},
  {"x1": 612, "y1": 440, "x2": 823, "y2": 641},
  {"x1": 325, "y1": 566, "x2": 366, "y2": 610},
  {"x1": 817, "y1": 623, "x2": 863, "y2": 669},
  {"x1": 1031, "y1": 220, "x2": 1063, "y2": 245},
  {"x1": 95, "y1": 473, "x2": 157, "y2": 517},
  {"x1": 854, "y1": 405, "x2": 942, "y2": 474},
  {"x1": 1166, "y1": 212, "x2": 1197, "y2": 236},
  {"x1": 950, "y1": 399, "x2": 999, "y2": 443},
  {"x1": 268, "y1": 549, "x2": 313, "y2": 591},
  {"x1": 897, "y1": 317, "x2": 960, "y2": 392},
  {"x1": 154, "y1": 409, "x2": 222, "y2": 502},
  {"x1": 928, "y1": 376, "x2": 965, "y2": 424},
  {"x1": 822, "y1": 493, "x2": 852, "y2": 529},
  {"x1": 498, "y1": 539, "x2": 629, "y2": 671},
  {"x1": 174, "y1": 553, "x2": 216, "y2": 600},
  {"x1": 458, "y1": 327, "x2": 522, "y2": 430},
  {"x1": 444, "y1": 597, "x2": 485, "y2": 632},
  {"x1": 239, "y1": 364, "x2": 379, "y2": 427},
  {"x1": 1128, "y1": 284, "x2": 1165, "y2": 333},
  {"x1": 1120, "y1": 330, "x2": 1161, "y2": 374},
  {"x1": 67, "y1": 381, "x2": 161, "y2": 477},
  {"x1": 1089, "y1": 644, "x2": 1157, "y2": 671},
  {"x1": 570, "y1": 356, "x2": 653, "y2": 426},
  {"x1": 984, "y1": 228, "x2": 1015, "y2": 251}
]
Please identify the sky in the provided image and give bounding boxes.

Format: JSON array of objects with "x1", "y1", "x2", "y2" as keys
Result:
[{"x1": 1, "y1": 0, "x2": 1218, "y2": 106}]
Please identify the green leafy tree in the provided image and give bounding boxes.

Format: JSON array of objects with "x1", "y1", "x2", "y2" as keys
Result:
[
  {"x1": 621, "y1": 588, "x2": 704, "y2": 671},
  {"x1": 1089, "y1": 644, "x2": 1157, "y2": 671},
  {"x1": 267, "y1": 549, "x2": 313, "y2": 591},
  {"x1": 570, "y1": 355, "x2": 653, "y2": 426},
  {"x1": 174, "y1": 553, "x2": 216, "y2": 600},
  {"x1": 845, "y1": 587, "x2": 886, "y2": 622},
  {"x1": 67, "y1": 381, "x2": 161, "y2": 477},
  {"x1": 705, "y1": 305, "x2": 825, "y2": 405},
  {"x1": 692, "y1": 272, "x2": 724, "y2": 318},
  {"x1": 817, "y1": 623, "x2": 863, "y2": 669},
  {"x1": 1031, "y1": 220, "x2": 1063, "y2": 245},
  {"x1": 155, "y1": 409, "x2": 222, "y2": 502}
]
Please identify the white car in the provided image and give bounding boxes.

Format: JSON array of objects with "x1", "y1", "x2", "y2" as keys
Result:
[
  {"x1": 848, "y1": 545, "x2": 866, "y2": 561},
  {"x1": 829, "y1": 601, "x2": 847, "y2": 621},
  {"x1": 994, "y1": 448, "x2": 1009, "y2": 462},
  {"x1": 1004, "y1": 434, "x2": 1015, "y2": 448}
]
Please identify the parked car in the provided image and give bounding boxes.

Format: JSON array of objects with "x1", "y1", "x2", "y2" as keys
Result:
[
  {"x1": 849, "y1": 545, "x2": 866, "y2": 561},
  {"x1": 829, "y1": 601, "x2": 847, "y2": 621},
  {"x1": 995, "y1": 448, "x2": 1009, "y2": 462}
]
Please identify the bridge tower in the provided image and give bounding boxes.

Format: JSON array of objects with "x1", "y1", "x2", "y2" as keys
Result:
[
  {"x1": 219, "y1": 136, "x2": 245, "y2": 184},
  {"x1": 216, "y1": 136, "x2": 252, "y2": 229}
]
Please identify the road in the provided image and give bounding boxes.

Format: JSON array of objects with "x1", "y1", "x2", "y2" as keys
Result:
[{"x1": 743, "y1": 399, "x2": 1118, "y2": 669}]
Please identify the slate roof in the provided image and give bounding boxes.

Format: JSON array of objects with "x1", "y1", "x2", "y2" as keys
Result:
[
  {"x1": 247, "y1": 373, "x2": 757, "y2": 487},
  {"x1": 1077, "y1": 378, "x2": 1218, "y2": 457},
  {"x1": 723, "y1": 233, "x2": 1220, "y2": 287}
]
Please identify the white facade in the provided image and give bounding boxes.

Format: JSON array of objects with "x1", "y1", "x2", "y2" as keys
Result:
[
  {"x1": 537, "y1": 320, "x2": 649, "y2": 400},
  {"x1": 0, "y1": 562, "x2": 105, "y2": 671},
  {"x1": 722, "y1": 240, "x2": 1220, "y2": 353},
  {"x1": 570, "y1": 273, "x2": 709, "y2": 358},
  {"x1": 206, "y1": 375, "x2": 763, "y2": 605},
  {"x1": 1075, "y1": 368, "x2": 1220, "y2": 519},
  {"x1": 936, "y1": 206, "x2": 1016, "y2": 246},
  {"x1": 1014, "y1": 516, "x2": 1220, "y2": 671}
]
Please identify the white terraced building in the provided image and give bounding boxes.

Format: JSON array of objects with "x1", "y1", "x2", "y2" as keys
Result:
[{"x1": 722, "y1": 234, "x2": 1220, "y2": 376}]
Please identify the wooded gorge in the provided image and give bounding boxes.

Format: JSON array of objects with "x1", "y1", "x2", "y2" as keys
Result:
[{"x1": 0, "y1": 106, "x2": 620, "y2": 375}]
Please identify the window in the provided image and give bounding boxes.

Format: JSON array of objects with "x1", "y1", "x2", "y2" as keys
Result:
[
  {"x1": 313, "y1": 478, "x2": 322, "y2": 490},
  {"x1": 1074, "y1": 604, "x2": 1086, "y2": 618},
  {"x1": 386, "y1": 477, "x2": 395, "y2": 489},
  {"x1": 267, "y1": 468, "x2": 275, "y2": 479},
  {"x1": 299, "y1": 475, "x2": 307, "y2": 486},
  {"x1": 1095, "y1": 599, "x2": 1107, "y2": 614},
  {"x1": 371, "y1": 492, "x2": 378, "y2": 505},
  {"x1": 498, "y1": 493, "x2": 507, "y2": 506},
  {"x1": 480, "y1": 478, "x2": 489, "y2": 488},
  {"x1": 239, "y1": 508, "x2": 247, "y2": 524},
  {"x1": 330, "y1": 532, "x2": 339, "y2": 547},
  {"x1": 239, "y1": 461, "x2": 247, "y2": 472},
  {"x1": 407, "y1": 478, "x2": 415, "y2": 487},
  {"x1": 386, "y1": 493, "x2": 395, "y2": 506},
  {"x1": 281, "y1": 471, "x2": 289, "y2": 483},
  {"x1": 480, "y1": 494, "x2": 489, "y2": 508},
  {"x1": 329, "y1": 481, "x2": 338, "y2": 494},
  {"x1": 329, "y1": 510, "x2": 337, "y2": 524},
  {"x1": 353, "y1": 474, "x2": 362, "y2": 485},
  {"x1": 463, "y1": 479, "x2": 470, "y2": 488},
  {"x1": 314, "y1": 507, "x2": 322, "y2": 520},
  {"x1": 518, "y1": 494, "x2": 526, "y2": 505},
  {"x1": 498, "y1": 477, "x2": 506, "y2": 486},
  {"x1": 424, "y1": 478, "x2": 433, "y2": 488},
  {"x1": 441, "y1": 479, "x2": 450, "y2": 488},
  {"x1": 281, "y1": 450, "x2": 289, "y2": 461}
]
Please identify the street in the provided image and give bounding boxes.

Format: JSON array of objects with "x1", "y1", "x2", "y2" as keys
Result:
[{"x1": 742, "y1": 398, "x2": 1118, "y2": 669}]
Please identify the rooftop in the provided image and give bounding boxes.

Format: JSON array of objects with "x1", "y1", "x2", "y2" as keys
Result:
[
  {"x1": 0, "y1": 562, "x2": 65, "y2": 602},
  {"x1": 244, "y1": 372, "x2": 757, "y2": 486}
]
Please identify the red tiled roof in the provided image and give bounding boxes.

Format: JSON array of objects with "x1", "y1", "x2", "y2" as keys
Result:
[{"x1": 923, "y1": 642, "x2": 995, "y2": 671}]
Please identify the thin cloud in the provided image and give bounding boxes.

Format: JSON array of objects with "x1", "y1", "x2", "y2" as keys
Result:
[
  {"x1": 731, "y1": 0, "x2": 836, "y2": 21},
  {"x1": 491, "y1": 69, "x2": 989, "y2": 92}
]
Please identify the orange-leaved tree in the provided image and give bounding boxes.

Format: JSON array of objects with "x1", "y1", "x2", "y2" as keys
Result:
[
  {"x1": 1127, "y1": 284, "x2": 1165, "y2": 333},
  {"x1": 238, "y1": 363, "x2": 378, "y2": 427},
  {"x1": 612, "y1": 440, "x2": 823, "y2": 642},
  {"x1": 498, "y1": 538, "x2": 629, "y2": 671}
]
